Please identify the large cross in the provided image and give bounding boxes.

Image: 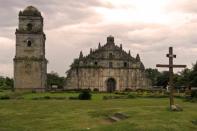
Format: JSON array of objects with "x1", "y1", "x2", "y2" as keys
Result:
[{"x1": 156, "y1": 47, "x2": 186, "y2": 109}]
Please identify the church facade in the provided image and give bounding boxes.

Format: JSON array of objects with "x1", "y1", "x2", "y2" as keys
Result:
[
  {"x1": 14, "y1": 6, "x2": 47, "y2": 91},
  {"x1": 65, "y1": 36, "x2": 151, "y2": 92},
  {"x1": 13, "y1": 6, "x2": 150, "y2": 92}
]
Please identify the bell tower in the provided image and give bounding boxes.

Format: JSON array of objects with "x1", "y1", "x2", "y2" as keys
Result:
[{"x1": 14, "y1": 6, "x2": 47, "y2": 91}]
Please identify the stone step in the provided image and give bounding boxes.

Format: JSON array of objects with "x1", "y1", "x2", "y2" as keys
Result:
[
  {"x1": 108, "y1": 116, "x2": 121, "y2": 122},
  {"x1": 114, "y1": 113, "x2": 128, "y2": 120}
]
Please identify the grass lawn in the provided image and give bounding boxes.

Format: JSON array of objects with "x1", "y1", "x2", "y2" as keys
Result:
[{"x1": 0, "y1": 91, "x2": 196, "y2": 131}]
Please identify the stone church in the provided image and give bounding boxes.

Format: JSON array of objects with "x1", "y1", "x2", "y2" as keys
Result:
[
  {"x1": 65, "y1": 36, "x2": 151, "y2": 92},
  {"x1": 13, "y1": 6, "x2": 150, "y2": 92},
  {"x1": 14, "y1": 6, "x2": 47, "y2": 91}
]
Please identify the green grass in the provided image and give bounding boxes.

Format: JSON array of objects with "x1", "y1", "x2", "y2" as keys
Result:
[{"x1": 0, "y1": 91, "x2": 196, "y2": 131}]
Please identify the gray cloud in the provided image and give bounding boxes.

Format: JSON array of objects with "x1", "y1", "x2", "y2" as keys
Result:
[
  {"x1": 168, "y1": 0, "x2": 197, "y2": 14},
  {"x1": 0, "y1": 0, "x2": 111, "y2": 29},
  {"x1": 0, "y1": 0, "x2": 197, "y2": 77}
]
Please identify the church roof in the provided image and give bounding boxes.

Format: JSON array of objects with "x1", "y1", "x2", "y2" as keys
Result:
[
  {"x1": 69, "y1": 36, "x2": 145, "y2": 70},
  {"x1": 83, "y1": 36, "x2": 136, "y2": 61},
  {"x1": 19, "y1": 6, "x2": 41, "y2": 16}
]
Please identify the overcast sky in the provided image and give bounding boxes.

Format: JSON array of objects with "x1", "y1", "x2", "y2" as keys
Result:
[{"x1": 0, "y1": 0, "x2": 197, "y2": 77}]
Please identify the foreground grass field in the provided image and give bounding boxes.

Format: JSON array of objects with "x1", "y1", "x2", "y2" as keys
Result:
[{"x1": 0, "y1": 91, "x2": 197, "y2": 131}]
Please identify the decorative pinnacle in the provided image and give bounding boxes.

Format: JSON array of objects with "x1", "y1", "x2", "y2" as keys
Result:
[
  {"x1": 136, "y1": 53, "x2": 140, "y2": 61},
  {"x1": 120, "y1": 44, "x2": 122, "y2": 49},
  {"x1": 98, "y1": 42, "x2": 101, "y2": 49},
  {"x1": 90, "y1": 48, "x2": 93, "y2": 54},
  {"x1": 107, "y1": 35, "x2": 114, "y2": 43},
  {"x1": 79, "y1": 51, "x2": 83, "y2": 58}
]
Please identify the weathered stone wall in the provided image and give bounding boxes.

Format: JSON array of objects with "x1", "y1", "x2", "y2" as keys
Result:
[
  {"x1": 18, "y1": 16, "x2": 43, "y2": 33},
  {"x1": 14, "y1": 60, "x2": 46, "y2": 90},
  {"x1": 14, "y1": 6, "x2": 47, "y2": 91},
  {"x1": 15, "y1": 34, "x2": 45, "y2": 58},
  {"x1": 66, "y1": 68, "x2": 150, "y2": 91},
  {"x1": 65, "y1": 36, "x2": 151, "y2": 91}
]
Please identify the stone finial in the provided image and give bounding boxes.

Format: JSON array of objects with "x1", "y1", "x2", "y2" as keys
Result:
[
  {"x1": 107, "y1": 35, "x2": 114, "y2": 43},
  {"x1": 128, "y1": 50, "x2": 131, "y2": 56},
  {"x1": 98, "y1": 42, "x2": 101, "y2": 49},
  {"x1": 79, "y1": 51, "x2": 83, "y2": 58},
  {"x1": 20, "y1": 6, "x2": 41, "y2": 16},
  {"x1": 90, "y1": 48, "x2": 93, "y2": 54},
  {"x1": 136, "y1": 53, "x2": 140, "y2": 61},
  {"x1": 120, "y1": 44, "x2": 122, "y2": 49}
]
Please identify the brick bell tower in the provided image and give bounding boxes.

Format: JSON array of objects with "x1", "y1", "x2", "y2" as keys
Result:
[{"x1": 14, "y1": 6, "x2": 47, "y2": 91}]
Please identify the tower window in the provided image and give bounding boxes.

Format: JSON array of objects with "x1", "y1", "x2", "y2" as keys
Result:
[
  {"x1": 94, "y1": 61, "x2": 98, "y2": 66},
  {"x1": 27, "y1": 23, "x2": 33, "y2": 31},
  {"x1": 109, "y1": 53, "x2": 113, "y2": 59},
  {"x1": 27, "y1": 40, "x2": 32, "y2": 47},
  {"x1": 109, "y1": 62, "x2": 113, "y2": 68},
  {"x1": 124, "y1": 62, "x2": 128, "y2": 67}
]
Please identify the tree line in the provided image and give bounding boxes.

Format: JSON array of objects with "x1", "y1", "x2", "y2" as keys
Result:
[
  {"x1": 0, "y1": 72, "x2": 65, "y2": 90},
  {"x1": 0, "y1": 61, "x2": 196, "y2": 90},
  {"x1": 145, "y1": 61, "x2": 197, "y2": 88},
  {"x1": 0, "y1": 77, "x2": 13, "y2": 90}
]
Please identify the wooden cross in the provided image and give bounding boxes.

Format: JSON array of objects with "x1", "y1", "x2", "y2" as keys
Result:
[{"x1": 156, "y1": 47, "x2": 186, "y2": 109}]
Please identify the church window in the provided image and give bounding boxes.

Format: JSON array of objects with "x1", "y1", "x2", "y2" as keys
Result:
[
  {"x1": 79, "y1": 61, "x2": 83, "y2": 65},
  {"x1": 94, "y1": 61, "x2": 98, "y2": 66},
  {"x1": 109, "y1": 62, "x2": 113, "y2": 68},
  {"x1": 27, "y1": 23, "x2": 33, "y2": 31},
  {"x1": 109, "y1": 53, "x2": 113, "y2": 59},
  {"x1": 27, "y1": 40, "x2": 32, "y2": 47},
  {"x1": 124, "y1": 62, "x2": 128, "y2": 67}
]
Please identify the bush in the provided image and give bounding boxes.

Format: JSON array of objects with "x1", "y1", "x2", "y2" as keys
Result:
[
  {"x1": 31, "y1": 90, "x2": 37, "y2": 93},
  {"x1": 191, "y1": 119, "x2": 197, "y2": 125},
  {"x1": 44, "y1": 96, "x2": 51, "y2": 99},
  {"x1": 0, "y1": 95, "x2": 10, "y2": 100},
  {"x1": 127, "y1": 92, "x2": 137, "y2": 98},
  {"x1": 93, "y1": 88, "x2": 99, "y2": 92},
  {"x1": 114, "y1": 91, "x2": 128, "y2": 95},
  {"x1": 69, "y1": 96, "x2": 79, "y2": 100},
  {"x1": 78, "y1": 90, "x2": 92, "y2": 100},
  {"x1": 191, "y1": 90, "x2": 197, "y2": 98},
  {"x1": 124, "y1": 88, "x2": 133, "y2": 92},
  {"x1": 103, "y1": 95, "x2": 127, "y2": 100}
]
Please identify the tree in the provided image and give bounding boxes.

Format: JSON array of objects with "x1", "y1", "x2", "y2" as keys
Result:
[
  {"x1": 5, "y1": 77, "x2": 14, "y2": 89},
  {"x1": 47, "y1": 72, "x2": 65, "y2": 89},
  {"x1": 190, "y1": 61, "x2": 197, "y2": 87},
  {"x1": 0, "y1": 76, "x2": 6, "y2": 88},
  {"x1": 0, "y1": 76, "x2": 14, "y2": 90},
  {"x1": 156, "y1": 71, "x2": 169, "y2": 87},
  {"x1": 174, "y1": 68, "x2": 191, "y2": 87},
  {"x1": 145, "y1": 68, "x2": 161, "y2": 86}
]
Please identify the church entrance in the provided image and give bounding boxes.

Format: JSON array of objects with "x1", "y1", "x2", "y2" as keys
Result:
[{"x1": 106, "y1": 78, "x2": 116, "y2": 92}]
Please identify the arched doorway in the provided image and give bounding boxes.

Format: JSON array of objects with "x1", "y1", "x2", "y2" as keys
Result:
[{"x1": 106, "y1": 78, "x2": 116, "y2": 92}]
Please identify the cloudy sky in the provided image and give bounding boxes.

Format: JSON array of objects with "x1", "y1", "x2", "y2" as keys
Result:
[{"x1": 0, "y1": 0, "x2": 197, "y2": 77}]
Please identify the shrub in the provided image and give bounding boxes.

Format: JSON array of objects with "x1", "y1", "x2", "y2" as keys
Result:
[
  {"x1": 114, "y1": 91, "x2": 128, "y2": 95},
  {"x1": 93, "y1": 88, "x2": 99, "y2": 92},
  {"x1": 142, "y1": 91, "x2": 148, "y2": 97},
  {"x1": 0, "y1": 95, "x2": 10, "y2": 100},
  {"x1": 78, "y1": 90, "x2": 92, "y2": 100},
  {"x1": 69, "y1": 96, "x2": 79, "y2": 100},
  {"x1": 52, "y1": 97, "x2": 67, "y2": 100},
  {"x1": 31, "y1": 90, "x2": 37, "y2": 93},
  {"x1": 191, "y1": 119, "x2": 197, "y2": 125},
  {"x1": 16, "y1": 96, "x2": 24, "y2": 100},
  {"x1": 127, "y1": 92, "x2": 137, "y2": 98},
  {"x1": 124, "y1": 88, "x2": 133, "y2": 92},
  {"x1": 191, "y1": 90, "x2": 197, "y2": 98},
  {"x1": 103, "y1": 95, "x2": 127, "y2": 100},
  {"x1": 43, "y1": 96, "x2": 51, "y2": 99}
]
